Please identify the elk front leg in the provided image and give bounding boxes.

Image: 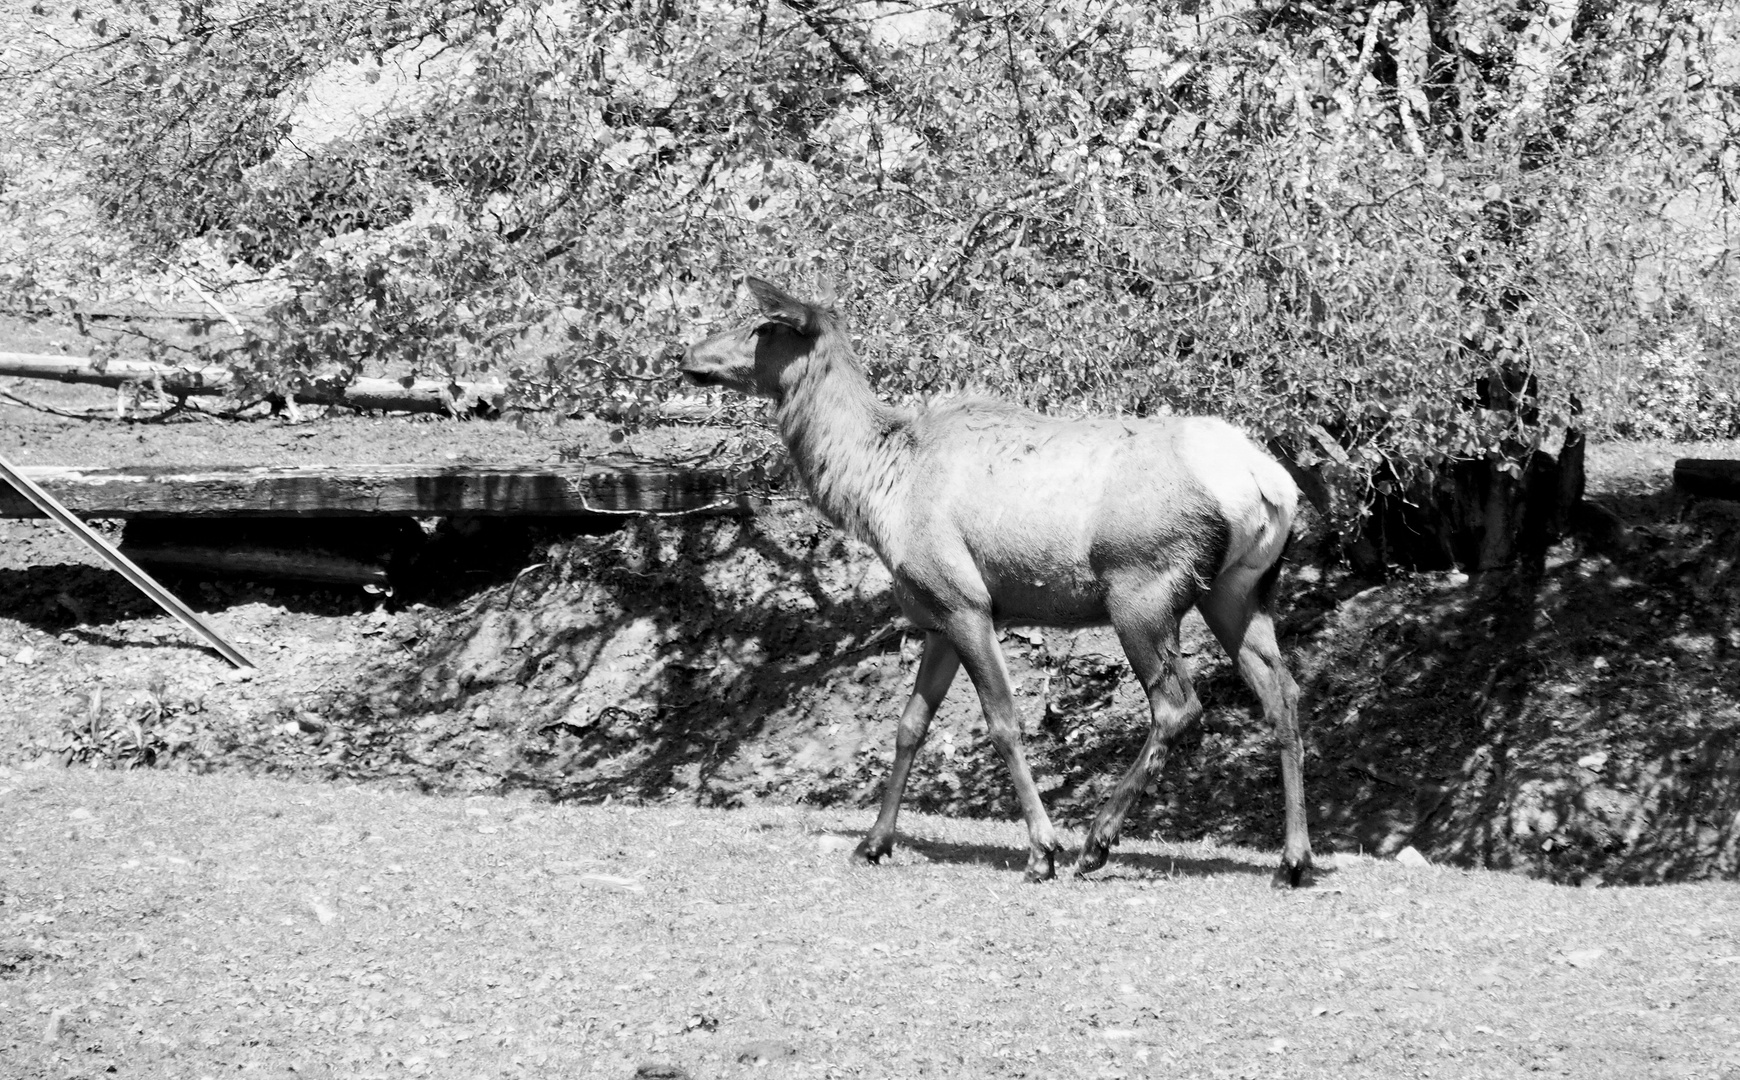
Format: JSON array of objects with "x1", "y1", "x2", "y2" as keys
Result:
[
  {"x1": 948, "y1": 614, "x2": 1062, "y2": 882},
  {"x1": 853, "y1": 632, "x2": 959, "y2": 866}
]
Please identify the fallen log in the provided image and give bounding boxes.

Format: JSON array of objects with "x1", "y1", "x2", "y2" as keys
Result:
[
  {"x1": 1674, "y1": 459, "x2": 1740, "y2": 500},
  {"x1": 1, "y1": 298, "x2": 258, "y2": 323},
  {"x1": 0, "y1": 462, "x2": 759, "y2": 519},
  {"x1": 0, "y1": 352, "x2": 506, "y2": 415}
]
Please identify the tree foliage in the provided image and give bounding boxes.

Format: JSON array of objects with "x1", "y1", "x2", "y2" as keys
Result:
[{"x1": 3, "y1": 0, "x2": 1737, "y2": 545}]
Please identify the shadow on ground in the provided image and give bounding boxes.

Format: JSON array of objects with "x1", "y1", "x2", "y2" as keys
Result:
[{"x1": 1300, "y1": 489, "x2": 1740, "y2": 884}]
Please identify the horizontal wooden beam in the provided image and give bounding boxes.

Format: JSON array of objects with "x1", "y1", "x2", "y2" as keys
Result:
[
  {"x1": 1674, "y1": 459, "x2": 1740, "y2": 499},
  {"x1": 0, "y1": 463, "x2": 758, "y2": 519}
]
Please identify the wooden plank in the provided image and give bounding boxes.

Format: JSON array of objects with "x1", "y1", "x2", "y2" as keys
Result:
[
  {"x1": 1674, "y1": 459, "x2": 1740, "y2": 499},
  {"x1": 0, "y1": 463, "x2": 758, "y2": 519},
  {"x1": 0, "y1": 353, "x2": 507, "y2": 414}
]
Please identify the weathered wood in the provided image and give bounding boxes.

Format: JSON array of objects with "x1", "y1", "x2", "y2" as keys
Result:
[
  {"x1": 1, "y1": 353, "x2": 234, "y2": 394},
  {"x1": 1674, "y1": 459, "x2": 1740, "y2": 499},
  {"x1": 0, "y1": 463, "x2": 757, "y2": 519},
  {"x1": 0, "y1": 353, "x2": 506, "y2": 414},
  {"x1": 1, "y1": 299, "x2": 260, "y2": 323}
]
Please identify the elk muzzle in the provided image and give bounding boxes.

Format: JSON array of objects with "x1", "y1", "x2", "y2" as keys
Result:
[{"x1": 675, "y1": 346, "x2": 717, "y2": 387}]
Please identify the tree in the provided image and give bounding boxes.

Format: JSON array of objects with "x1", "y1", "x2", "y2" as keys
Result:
[{"x1": 3, "y1": 0, "x2": 1735, "y2": 568}]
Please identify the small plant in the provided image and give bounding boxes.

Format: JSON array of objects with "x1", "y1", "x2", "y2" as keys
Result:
[{"x1": 57, "y1": 679, "x2": 197, "y2": 769}]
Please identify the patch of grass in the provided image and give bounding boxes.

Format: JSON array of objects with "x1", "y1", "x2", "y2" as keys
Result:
[
  {"x1": 1585, "y1": 439, "x2": 1740, "y2": 499},
  {"x1": 4, "y1": 766, "x2": 1738, "y2": 1079}
]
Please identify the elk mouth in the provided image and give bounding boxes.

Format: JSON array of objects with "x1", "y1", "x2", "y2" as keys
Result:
[{"x1": 679, "y1": 366, "x2": 719, "y2": 387}]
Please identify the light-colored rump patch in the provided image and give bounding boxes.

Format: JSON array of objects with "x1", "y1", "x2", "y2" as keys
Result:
[{"x1": 1173, "y1": 419, "x2": 1297, "y2": 575}]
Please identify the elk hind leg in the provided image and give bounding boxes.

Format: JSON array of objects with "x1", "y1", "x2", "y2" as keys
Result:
[
  {"x1": 853, "y1": 631, "x2": 960, "y2": 866},
  {"x1": 1076, "y1": 572, "x2": 1200, "y2": 877},
  {"x1": 1200, "y1": 564, "x2": 1314, "y2": 888}
]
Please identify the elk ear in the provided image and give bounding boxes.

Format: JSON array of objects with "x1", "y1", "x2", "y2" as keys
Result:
[{"x1": 744, "y1": 276, "x2": 821, "y2": 335}]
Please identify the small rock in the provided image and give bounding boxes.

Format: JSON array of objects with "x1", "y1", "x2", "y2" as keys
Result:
[
  {"x1": 633, "y1": 1065, "x2": 692, "y2": 1080},
  {"x1": 220, "y1": 666, "x2": 257, "y2": 684},
  {"x1": 1395, "y1": 846, "x2": 1430, "y2": 868},
  {"x1": 735, "y1": 1040, "x2": 796, "y2": 1065},
  {"x1": 578, "y1": 873, "x2": 644, "y2": 893},
  {"x1": 14, "y1": 646, "x2": 36, "y2": 666},
  {"x1": 1565, "y1": 948, "x2": 1606, "y2": 968},
  {"x1": 1577, "y1": 751, "x2": 1609, "y2": 772}
]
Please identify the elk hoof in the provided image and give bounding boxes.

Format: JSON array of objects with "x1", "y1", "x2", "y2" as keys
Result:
[
  {"x1": 850, "y1": 837, "x2": 890, "y2": 866},
  {"x1": 1073, "y1": 839, "x2": 1110, "y2": 877},
  {"x1": 1023, "y1": 847, "x2": 1057, "y2": 883}
]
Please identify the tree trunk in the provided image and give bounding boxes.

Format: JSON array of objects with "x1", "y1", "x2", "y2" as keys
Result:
[{"x1": 1353, "y1": 430, "x2": 1587, "y2": 574}]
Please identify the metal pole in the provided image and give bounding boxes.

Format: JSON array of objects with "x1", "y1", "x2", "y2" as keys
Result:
[{"x1": 0, "y1": 453, "x2": 256, "y2": 670}]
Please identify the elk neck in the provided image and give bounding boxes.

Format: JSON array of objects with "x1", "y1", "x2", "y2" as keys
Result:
[{"x1": 773, "y1": 337, "x2": 914, "y2": 557}]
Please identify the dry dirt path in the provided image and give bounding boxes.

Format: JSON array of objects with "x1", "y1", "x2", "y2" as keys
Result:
[{"x1": 5, "y1": 765, "x2": 1739, "y2": 1079}]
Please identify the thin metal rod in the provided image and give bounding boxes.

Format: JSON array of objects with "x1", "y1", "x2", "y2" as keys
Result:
[{"x1": 0, "y1": 452, "x2": 256, "y2": 670}]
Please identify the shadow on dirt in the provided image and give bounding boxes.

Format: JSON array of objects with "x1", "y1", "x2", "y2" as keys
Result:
[
  {"x1": 889, "y1": 830, "x2": 1291, "y2": 882},
  {"x1": 0, "y1": 563, "x2": 380, "y2": 632},
  {"x1": 0, "y1": 514, "x2": 627, "y2": 639},
  {"x1": 1302, "y1": 489, "x2": 1740, "y2": 884}
]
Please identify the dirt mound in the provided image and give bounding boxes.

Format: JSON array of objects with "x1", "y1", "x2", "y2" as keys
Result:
[
  {"x1": 4, "y1": 491, "x2": 1739, "y2": 884},
  {"x1": 1308, "y1": 495, "x2": 1740, "y2": 884}
]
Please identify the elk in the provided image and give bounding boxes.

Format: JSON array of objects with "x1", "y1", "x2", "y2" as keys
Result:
[{"x1": 678, "y1": 278, "x2": 1312, "y2": 886}]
